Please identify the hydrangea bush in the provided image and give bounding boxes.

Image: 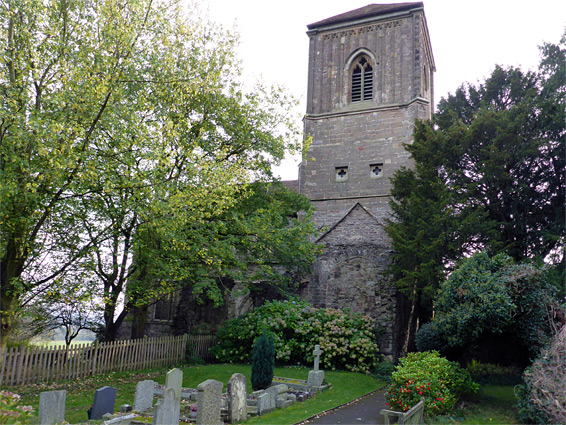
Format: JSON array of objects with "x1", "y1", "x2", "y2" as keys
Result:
[
  {"x1": 211, "y1": 299, "x2": 380, "y2": 372},
  {"x1": 0, "y1": 391, "x2": 34, "y2": 425},
  {"x1": 385, "y1": 351, "x2": 478, "y2": 416}
]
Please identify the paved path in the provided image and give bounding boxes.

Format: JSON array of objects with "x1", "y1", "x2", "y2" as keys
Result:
[{"x1": 299, "y1": 389, "x2": 387, "y2": 425}]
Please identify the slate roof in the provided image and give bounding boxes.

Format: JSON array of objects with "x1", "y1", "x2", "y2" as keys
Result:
[{"x1": 307, "y1": 2, "x2": 424, "y2": 30}]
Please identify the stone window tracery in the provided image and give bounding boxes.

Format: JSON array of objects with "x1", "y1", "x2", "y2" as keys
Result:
[
  {"x1": 370, "y1": 163, "x2": 383, "y2": 179},
  {"x1": 335, "y1": 166, "x2": 348, "y2": 182}
]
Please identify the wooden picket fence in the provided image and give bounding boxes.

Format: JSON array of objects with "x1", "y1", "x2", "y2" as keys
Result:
[{"x1": 0, "y1": 334, "x2": 217, "y2": 387}]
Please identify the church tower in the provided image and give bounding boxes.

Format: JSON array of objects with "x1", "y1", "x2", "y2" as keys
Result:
[{"x1": 298, "y1": 3, "x2": 435, "y2": 357}]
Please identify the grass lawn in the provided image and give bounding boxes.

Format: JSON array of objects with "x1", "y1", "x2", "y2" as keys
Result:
[
  {"x1": 429, "y1": 385, "x2": 521, "y2": 424},
  {"x1": 5, "y1": 363, "x2": 384, "y2": 424}
]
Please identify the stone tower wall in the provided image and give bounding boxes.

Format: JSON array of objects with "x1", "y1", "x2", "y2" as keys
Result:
[{"x1": 299, "y1": 5, "x2": 434, "y2": 357}]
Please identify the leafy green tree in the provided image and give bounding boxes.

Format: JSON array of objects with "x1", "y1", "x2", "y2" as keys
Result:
[
  {"x1": 126, "y1": 181, "x2": 320, "y2": 339},
  {"x1": 0, "y1": 0, "x2": 304, "y2": 347},
  {"x1": 251, "y1": 330, "x2": 275, "y2": 391},
  {"x1": 384, "y1": 36, "x2": 565, "y2": 352}
]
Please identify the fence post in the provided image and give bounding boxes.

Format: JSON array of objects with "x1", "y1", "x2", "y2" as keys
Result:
[{"x1": 0, "y1": 347, "x2": 6, "y2": 386}]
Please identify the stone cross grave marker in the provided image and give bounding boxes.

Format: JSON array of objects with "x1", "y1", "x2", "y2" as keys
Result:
[
  {"x1": 313, "y1": 344, "x2": 321, "y2": 371},
  {"x1": 91, "y1": 386, "x2": 117, "y2": 420},
  {"x1": 38, "y1": 390, "x2": 66, "y2": 425}
]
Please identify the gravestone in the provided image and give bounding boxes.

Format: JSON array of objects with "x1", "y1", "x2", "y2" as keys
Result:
[
  {"x1": 196, "y1": 379, "x2": 223, "y2": 425},
  {"x1": 153, "y1": 388, "x2": 179, "y2": 425},
  {"x1": 227, "y1": 373, "x2": 247, "y2": 423},
  {"x1": 91, "y1": 386, "x2": 118, "y2": 420},
  {"x1": 256, "y1": 392, "x2": 275, "y2": 415},
  {"x1": 313, "y1": 344, "x2": 321, "y2": 371},
  {"x1": 38, "y1": 390, "x2": 66, "y2": 425},
  {"x1": 308, "y1": 345, "x2": 325, "y2": 389},
  {"x1": 165, "y1": 368, "x2": 183, "y2": 400},
  {"x1": 133, "y1": 380, "x2": 155, "y2": 413}
]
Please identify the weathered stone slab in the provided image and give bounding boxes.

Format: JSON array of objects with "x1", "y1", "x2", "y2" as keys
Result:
[
  {"x1": 227, "y1": 373, "x2": 247, "y2": 423},
  {"x1": 38, "y1": 390, "x2": 66, "y2": 425},
  {"x1": 196, "y1": 379, "x2": 223, "y2": 425},
  {"x1": 307, "y1": 370, "x2": 325, "y2": 388},
  {"x1": 165, "y1": 368, "x2": 183, "y2": 400},
  {"x1": 104, "y1": 413, "x2": 136, "y2": 425},
  {"x1": 133, "y1": 380, "x2": 155, "y2": 413},
  {"x1": 266, "y1": 384, "x2": 288, "y2": 396},
  {"x1": 276, "y1": 394, "x2": 293, "y2": 409},
  {"x1": 91, "y1": 386, "x2": 117, "y2": 420},
  {"x1": 256, "y1": 392, "x2": 275, "y2": 416},
  {"x1": 153, "y1": 388, "x2": 180, "y2": 425}
]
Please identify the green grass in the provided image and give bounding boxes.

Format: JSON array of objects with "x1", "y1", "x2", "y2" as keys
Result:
[
  {"x1": 428, "y1": 385, "x2": 521, "y2": 425},
  {"x1": 5, "y1": 363, "x2": 384, "y2": 424}
]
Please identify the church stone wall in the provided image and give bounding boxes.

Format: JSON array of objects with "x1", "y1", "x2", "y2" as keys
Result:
[{"x1": 299, "y1": 4, "x2": 434, "y2": 358}]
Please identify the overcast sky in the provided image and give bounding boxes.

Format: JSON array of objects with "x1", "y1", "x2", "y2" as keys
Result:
[{"x1": 203, "y1": 0, "x2": 566, "y2": 180}]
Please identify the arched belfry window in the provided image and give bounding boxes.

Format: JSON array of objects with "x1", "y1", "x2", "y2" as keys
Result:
[{"x1": 351, "y1": 56, "x2": 373, "y2": 102}]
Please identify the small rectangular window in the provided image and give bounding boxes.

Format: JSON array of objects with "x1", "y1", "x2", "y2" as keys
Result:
[
  {"x1": 370, "y1": 163, "x2": 383, "y2": 179},
  {"x1": 335, "y1": 166, "x2": 348, "y2": 182}
]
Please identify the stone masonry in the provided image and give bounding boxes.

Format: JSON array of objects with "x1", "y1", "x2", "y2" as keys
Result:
[{"x1": 296, "y1": 3, "x2": 435, "y2": 357}]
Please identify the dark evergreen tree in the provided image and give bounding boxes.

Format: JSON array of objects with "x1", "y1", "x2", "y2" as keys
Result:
[
  {"x1": 251, "y1": 331, "x2": 275, "y2": 391},
  {"x1": 385, "y1": 35, "x2": 565, "y2": 352}
]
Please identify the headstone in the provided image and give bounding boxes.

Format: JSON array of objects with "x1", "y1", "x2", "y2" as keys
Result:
[
  {"x1": 313, "y1": 344, "x2": 321, "y2": 371},
  {"x1": 227, "y1": 373, "x2": 247, "y2": 423},
  {"x1": 307, "y1": 370, "x2": 325, "y2": 388},
  {"x1": 256, "y1": 392, "x2": 275, "y2": 416},
  {"x1": 196, "y1": 379, "x2": 223, "y2": 425},
  {"x1": 91, "y1": 386, "x2": 118, "y2": 420},
  {"x1": 38, "y1": 390, "x2": 66, "y2": 425},
  {"x1": 165, "y1": 368, "x2": 183, "y2": 400},
  {"x1": 153, "y1": 388, "x2": 179, "y2": 425},
  {"x1": 133, "y1": 380, "x2": 155, "y2": 413}
]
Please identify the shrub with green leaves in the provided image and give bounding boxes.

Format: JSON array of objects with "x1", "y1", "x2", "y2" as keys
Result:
[
  {"x1": 385, "y1": 351, "x2": 478, "y2": 416},
  {"x1": 465, "y1": 359, "x2": 521, "y2": 385},
  {"x1": 415, "y1": 322, "x2": 447, "y2": 353},
  {"x1": 211, "y1": 299, "x2": 380, "y2": 373},
  {"x1": 432, "y1": 253, "x2": 561, "y2": 359},
  {"x1": 251, "y1": 331, "x2": 275, "y2": 390}
]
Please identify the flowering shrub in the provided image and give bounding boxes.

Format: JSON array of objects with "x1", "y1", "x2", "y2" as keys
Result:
[
  {"x1": 0, "y1": 391, "x2": 34, "y2": 425},
  {"x1": 211, "y1": 299, "x2": 380, "y2": 372},
  {"x1": 385, "y1": 351, "x2": 478, "y2": 416}
]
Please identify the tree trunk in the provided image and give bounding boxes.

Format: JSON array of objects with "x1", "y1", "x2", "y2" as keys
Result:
[
  {"x1": 130, "y1": 304, "x2": 149, "y2": 339},
  {"x1": 401, "y1": 288, "x2": 420, "y2": 357}
]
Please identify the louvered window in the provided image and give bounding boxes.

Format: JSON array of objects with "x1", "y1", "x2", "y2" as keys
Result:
[{"x1": 351, "y1": 56, "x2": 373, "y2": 102}]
